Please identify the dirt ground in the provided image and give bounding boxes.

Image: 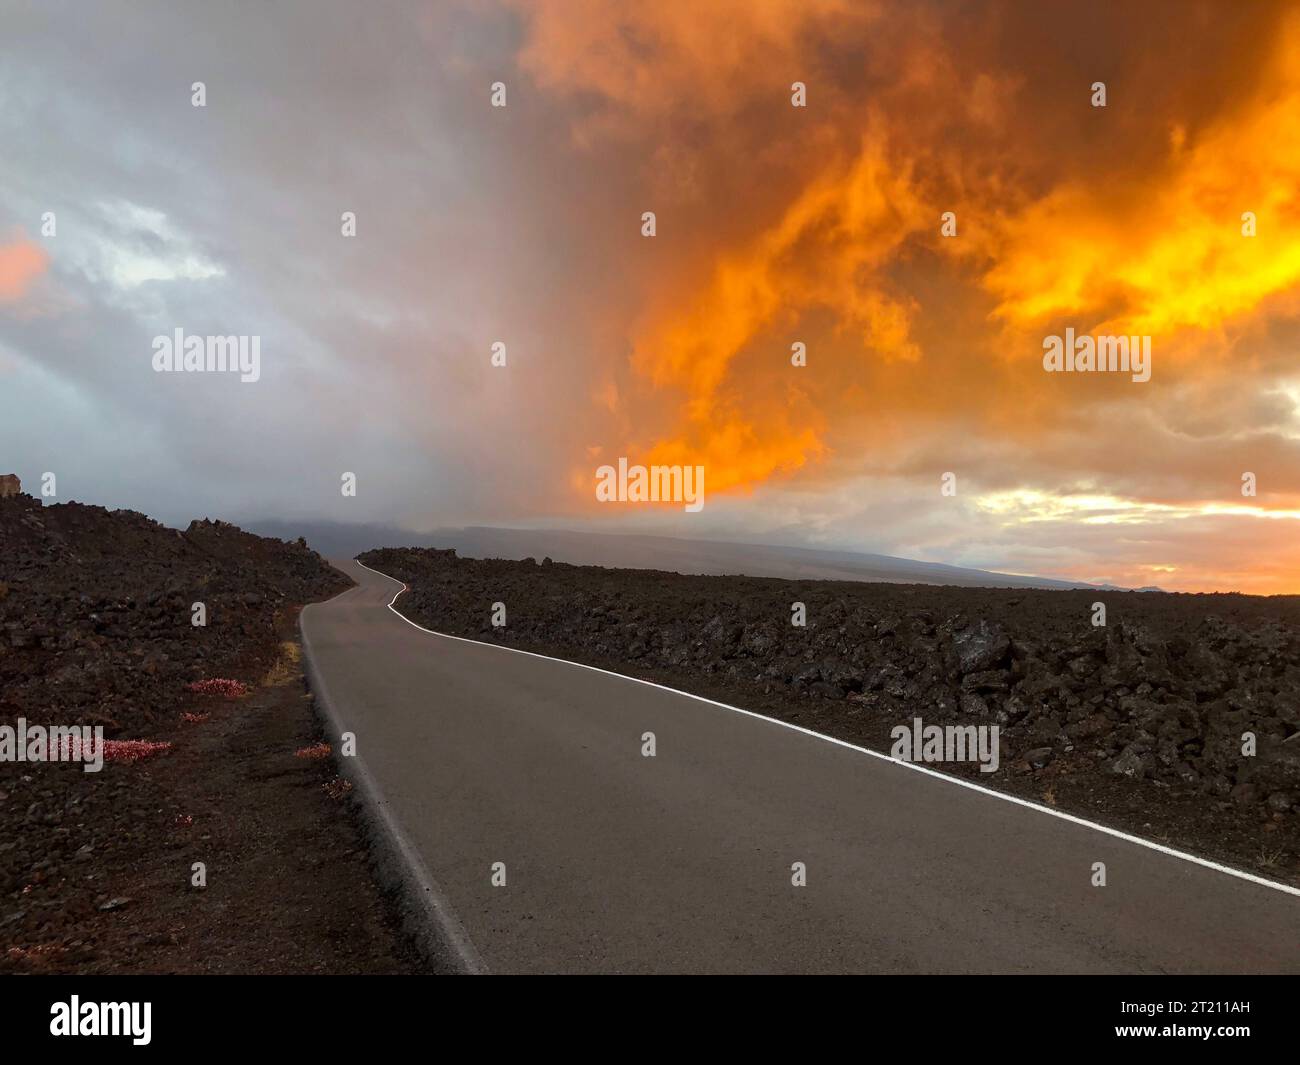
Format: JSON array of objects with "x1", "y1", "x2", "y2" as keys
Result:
[
  {"x1": 1, "y1": 496, "x2": 422, "y2": 974},
  {"x1": 2, "y1": 609, "x2": 422, "y2": 975}
]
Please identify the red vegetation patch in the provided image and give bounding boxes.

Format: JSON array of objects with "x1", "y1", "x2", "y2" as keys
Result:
[
  {"x1": 7, "y1": 944, "x2": 67, "y2": 967},
  {"x1": 56, "y1": 737, "x2": 172, "y2": 763},
  {"x1": 98, "y1": 743, "x2": 171, "y2": 764},
  {"x1": 294, "y1": 742, "x2": 332, "y2": 760},
  {"x1": 181, "y1": 712, "x2": 209, "y2": 724},
  {"x1": 102, "y1": 739, "x2": 172, "y2": 764},
  {"x1": 185, "y1": 678, "x2": 249, "y2": 698},
  {"x1": 322, "y1": 777, "x2": 352, "y2": 800}
]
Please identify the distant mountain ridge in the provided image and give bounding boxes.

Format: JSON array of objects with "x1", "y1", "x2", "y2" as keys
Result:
[{"x1": 244, "y1": 520, "x2": 1141, "y2": 591}]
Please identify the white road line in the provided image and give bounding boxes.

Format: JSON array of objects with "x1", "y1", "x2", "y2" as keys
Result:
[
  {"x1": 299, "y1": 602, "x2": 488, "y2": 974},
  {"x1": 351, "y1": 558, "x2": 1300, "y2": 900}
]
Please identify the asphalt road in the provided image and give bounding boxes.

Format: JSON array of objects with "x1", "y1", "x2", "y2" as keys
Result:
[{"x1": 300, "y1": 559, "x2": 1300, "y2": 974}]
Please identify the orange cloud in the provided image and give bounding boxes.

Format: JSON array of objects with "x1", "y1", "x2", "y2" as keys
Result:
[
  {"x1": 513, "y1": 0, "x2": 881, "y2": 139},
  {"x1": 983, "y1": 13, "x2": 1300, "y2": 341},
  {"x1": 0, "y1": 234, "x2": 49, "y2": 304},
  {"x1": 509, "y1": 0, "x2": 1300, "y2": 588},
  {"x1": 630, "y1": 137, "x2": 927, "y2": 490}
]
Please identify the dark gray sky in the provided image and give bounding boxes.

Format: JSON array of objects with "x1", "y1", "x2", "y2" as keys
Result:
[{"x1": 1, "y1": 1, "x2": 555, "y2": 527}]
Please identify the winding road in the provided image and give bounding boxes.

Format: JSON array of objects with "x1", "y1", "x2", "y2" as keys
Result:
[{"x1": 299, "y1": 559, "x2": 1300, "y2": 974}]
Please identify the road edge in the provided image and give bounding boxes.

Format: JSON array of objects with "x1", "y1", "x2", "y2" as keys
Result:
[
  {"x1": 299, "y1": 587, "x2": 488, "y2": 975},
  {"x1": 356, "y1": 559, "x2": 1300, "y2": 901}
]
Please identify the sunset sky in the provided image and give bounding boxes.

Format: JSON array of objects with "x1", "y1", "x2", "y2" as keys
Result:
[{"x1": 2, "y1": 0, "x2": 1300, "y2": 593}]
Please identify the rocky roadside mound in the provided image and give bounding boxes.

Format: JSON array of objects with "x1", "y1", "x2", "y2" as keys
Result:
[
  {"x1": 1, "y1": 492, "x2": 349, "y2": 734},
  {"x1": 0, "y1": 493, "x2": 421, "y2": 973},
  {"x1": 362, "y1": 546, "x2": 1300, "y2": 880}
]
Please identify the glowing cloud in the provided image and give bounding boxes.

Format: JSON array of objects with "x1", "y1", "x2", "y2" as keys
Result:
[{"x1": 0, "y1": 236, "x2": 48, "y2": 304}]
